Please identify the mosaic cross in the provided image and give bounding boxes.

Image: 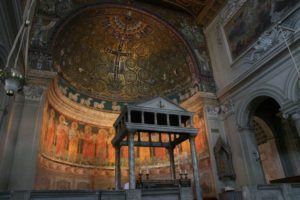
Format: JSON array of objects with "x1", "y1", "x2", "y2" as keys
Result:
[{"x1": 105, "y1": 14, "x2": 132, "y2": 81}]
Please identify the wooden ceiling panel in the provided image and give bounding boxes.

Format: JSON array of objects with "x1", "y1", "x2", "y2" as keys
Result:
[{"x1": 142, "y1": 0, "x2": 227, "y2": 26}]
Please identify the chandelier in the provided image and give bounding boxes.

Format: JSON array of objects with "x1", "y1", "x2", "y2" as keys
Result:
[
  {"x1": 0, "y1": 68, "x2": 24, "y2": 96},
  {"x1": 0, "y1": 0, "x2": 36, "y2": 96}
]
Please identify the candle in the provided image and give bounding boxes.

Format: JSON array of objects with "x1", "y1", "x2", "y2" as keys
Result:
[
  {"x1": 146, "y1": 168, "x2": 149, "y2": 174},
  {"x1": 184, "y1": 170, "x2": 187, "y2": 175},
  {"x1": 139, "y1": 169, "x2": 142, "y2": 174},
  {"x1": 179, "y1": 169, "x2": 182, "y2": 174}
]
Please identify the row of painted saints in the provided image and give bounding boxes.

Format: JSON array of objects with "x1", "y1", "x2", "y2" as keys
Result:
[
  {"x1": 42, "y1": 109, "x2": 113, "y2": 165},
  {"x1": 42, "y1": 108, "x2": 208, "y2": 167}
]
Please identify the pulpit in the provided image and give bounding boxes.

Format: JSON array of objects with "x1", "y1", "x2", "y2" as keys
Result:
[{"x1": 112, "y1": 97, "x2": 203, "y2": 200}]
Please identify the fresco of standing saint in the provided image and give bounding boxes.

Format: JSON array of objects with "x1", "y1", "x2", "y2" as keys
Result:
[
  {"x1": 139, "y1": 133, "x2": 150, "y2": 162},
  {"x1": 193, "y1": 113, "x2": 208, "y2": 155},
  {"x1": 152, "y1": 133, "x2": 167, "y2": 161},
  {"x1": 82, "y1": 125, "x2": 95, "y2": 164},
  {"x1": 107, "y1": 128, "x2": 115, "y2": 165},
  {"x1": 55, "y1": 115, "x2": 69, "y2": 158},
  {"x1": 68, "y1": 122, "x2": 80, "y2": 162},
  {"x1": 96, "y1": 129, "x2": 108, "y2": 165},
  {"x1": 47, "y1": 109, "x2": 56, "y2": 153}
]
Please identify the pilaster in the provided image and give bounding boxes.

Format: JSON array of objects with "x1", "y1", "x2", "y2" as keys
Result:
[
  {"x1": 8, "y1": 70, "x2": 56, "y2": 190},
  {"x1": 238, "y1": 126, "x2": 266, "y2": 184},
  {"x1": 0, "y1": 91, "x2": 24, "y2": 189}
]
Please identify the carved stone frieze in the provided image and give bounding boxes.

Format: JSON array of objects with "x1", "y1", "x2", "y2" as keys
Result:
[
  {"x1": 249, "y1": 30, "x2": 277, "y2": 61},
  {"x1": 23, "y1": 84, "x2": 45, "y2": 101}
]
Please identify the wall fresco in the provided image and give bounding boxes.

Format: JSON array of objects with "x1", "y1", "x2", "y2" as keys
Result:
[
  {"x1": 37, "y1": 99, "x2": 213, "y2": 196},
  {"x1": 41, "y1": 104, "x2": 115, "y2": 167},
  {"x1": 40, "y1": 103, "x2": 176, "y2": 168},
  {"x1": 224, "y1": 0, "x2": 298, "y2": 60}
]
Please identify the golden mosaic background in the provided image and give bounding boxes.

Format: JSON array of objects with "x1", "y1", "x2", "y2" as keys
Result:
[{"x1": 53, "y1": 6, "x2": 194, "y2": 101}]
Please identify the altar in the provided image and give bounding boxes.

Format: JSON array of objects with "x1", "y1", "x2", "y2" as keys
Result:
[{"x1": 112, "y1": 97, "x2": 202, "y2": 200}]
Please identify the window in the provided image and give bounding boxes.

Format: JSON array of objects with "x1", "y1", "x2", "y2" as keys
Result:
[
  {"x1": 157, "y1": 113, "x2": 167, "y2": 125},
  {"x1": 131, "y1": 110, "x2": 142, "y2": 123},
  {"x1": 169, "y1": 114, "x2": 179, "y2": 126},
  {"x1": 144, "y1": 112, "x2": 155, "y2": 124}
]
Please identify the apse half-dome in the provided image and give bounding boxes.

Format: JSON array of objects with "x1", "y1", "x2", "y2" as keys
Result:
[{"x1": 53, "y1": 5, "x2": 196, "y2": 102}]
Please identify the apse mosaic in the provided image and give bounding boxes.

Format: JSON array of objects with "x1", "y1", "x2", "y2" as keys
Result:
[
  {"x1": 30, "y1": 1, "x2": 216, "y2": 112},
  {"x1": 57, "y1": 77, "x2": 200, "y2": 113},
  {"x1": 53, "y1": 6, "x2": 194, "y2": 102}
]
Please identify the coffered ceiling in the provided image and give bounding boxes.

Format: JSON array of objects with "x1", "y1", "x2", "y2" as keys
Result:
[{"x1": 140, "y1": 0, "x2": 227, "y2": 26}]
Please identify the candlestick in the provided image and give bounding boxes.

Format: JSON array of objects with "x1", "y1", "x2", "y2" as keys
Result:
[
  {"x1": 179, "y1": 169, "x2": 183, "y2": 179},
  {"x1": 146, "y1": 168, "x2": 149, "y2": 180},
  {"x1": 184, "y1": 170, "x2": 188, "y2": 179}
]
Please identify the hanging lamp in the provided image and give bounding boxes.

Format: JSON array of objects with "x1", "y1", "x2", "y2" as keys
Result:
[{"x1": 0, "y1": 0, "x2": 35, "y2": 96}]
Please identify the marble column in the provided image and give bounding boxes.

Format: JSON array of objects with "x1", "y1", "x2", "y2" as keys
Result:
[
  {"x1": 115, "y1": 145, "x2": 121, "y2": 190},
  {"x1": 168, "y1": 147, "x2": 176, "y2": 180},
  {"x1": 291, "y1": 113, "x2": 300, "y2": 138},
  {"x1": 128, "y1": 131, "x2": 136, "y2": 189},
  {"x1": 189, "y1": 136, "x2": 202, "y2": 200}
]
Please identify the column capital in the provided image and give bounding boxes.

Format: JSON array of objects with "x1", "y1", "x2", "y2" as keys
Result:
[
  {"x1": 291, "y1": 113, "x2": 300, "y2": 120},
  {"x1": 23, "y1": 84, "x2": 46, "y2": 101},
  {"x1": 280, "y1": 102, "x2": 300, "y2": 118}
]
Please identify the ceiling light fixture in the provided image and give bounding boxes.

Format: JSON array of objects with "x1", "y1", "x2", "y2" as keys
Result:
[{"x1": 0, "y1": 0, "x2": 36, "y2": 96}]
